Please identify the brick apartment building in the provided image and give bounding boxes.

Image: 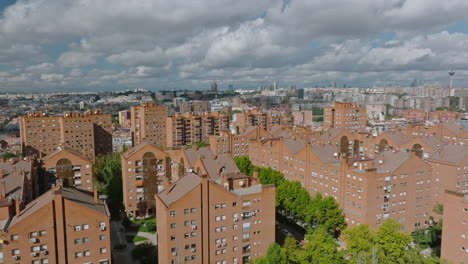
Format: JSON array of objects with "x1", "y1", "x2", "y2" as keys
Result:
[
  {"x1": 121, "y1": 142, "x2": 173, "y2": 217},
  {"x1": 130, "y1": 103, "x2": 169, "y2": 148},
  {"x1": 155, "y1": 172, "x2": 275, "y2": 264},
  {"x1": 0, "y1": 181, "x2": 111, "y2": 264},
  {"x1": 42, "y1": 146, "x2": 94, "y2": 192},
  {"x1": 403, "y1": 109, "x2": 428, "y2": 123},
  {"x1": 180, "y1": 101, "x2": 210, "y2": 116},
  {"x1": 0, "y1": 158, "x2": 39, "y2": 209},
  {"x1": 166, "y1": 112, "x2": 229, "y2": 148},
  {"x1": 429, "y1": 110, "x2": 460, "y2": 122},
  {"x1": 209, "y1": 126, "x2": 270, "y2": 157},
  {"x1": 441, "y1": 190, "x2": 468, "y2": 264},
  {"x1": 19, "y1": 110, "x2": 112, "y2": 161},
  {"x1": 323, "y1": 102, "x2": 367, "y2": 132},
  {"x1": 232, "y1": 110, "x2": 293, "y2": 132},
  {"x1": 249, "y1": 138, "x2": 433, "y2": 232},
  {"x1": 427, "y1": 145, "x2": 468, "y2": 219},
  {"x1": 292, "y1": 110, "x2": 313, "y2": 126}
]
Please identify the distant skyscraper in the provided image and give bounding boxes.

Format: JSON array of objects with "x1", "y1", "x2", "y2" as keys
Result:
[{"x1": 211, "y1": 82, "x2": 218, "y2": 93}]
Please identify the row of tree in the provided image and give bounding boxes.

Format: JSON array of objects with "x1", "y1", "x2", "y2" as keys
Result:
[
  {"x1": 257, "y1": 219, "x2": 439, "y2": 264},
  {"x1": 234, "y1": 156, "x2": 345, "y2": 235},
  {"x1": 233, "y1": 156, "x2": 441, "y2": 264}
]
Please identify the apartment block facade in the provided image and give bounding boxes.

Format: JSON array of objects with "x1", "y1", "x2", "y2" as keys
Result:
[
  {"x1": 403, "y1": 109, "x2": 427, "y2": 122},
  {"x1": 156, "y1": 172, "x2": 275, "y2": 264},
  {"x1": 323, "y1": 102, "x2": 367, "y2": 132},
  {"x1": 180, "y1": 101, "x2": 210, "y2": 116},
  {"x1": 121, "y1": 142, "x2": 173, "y2": 217},
  {"x1": 440, "y1": 190, "x2": 468, "y2": 264},
  {"x1": 19, "y1": 110, "x2": 112, "y2": 161},
  {"x1": 130, "y1": 103, "x2": 169, "y2": 148},
  {"x1": 209, "y1": 126, "x2": 270, "y2": 157},
  {"x1": 249, "y1": 138, "x2": 433, "y2": 232},
  {"x1": 42, "y1": 146, "x2": 94, "y2": 192},
  {"x1": 166, "y1": 112, "x2": 229, "y2": 147},
  {"x1": 232, "y1": 110, "x2": 293, "y2": 132},
  {"x1": 0, "y1": 182, "x2": 111, "y2": 264}
]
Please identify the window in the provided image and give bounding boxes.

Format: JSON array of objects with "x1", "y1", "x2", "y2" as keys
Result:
[
  {"x1": 74, "y1": 239, "x2": 81, "y2": 244},
  {"x1": 41, "y1": 259, "x2": 49, "y2": 264},
  {"x1": 100, "y1": 248, "x2": 107, "y2": 253},
  {"x1": 84, "y1": 250, "x2": 90, "y2": 256},
  {"x1": 184, "y1": 209, "x2": 190, "y2": 214},
  {"x1": 30, "y1": 231, "x2": 38, "y2": 237},
  {"x1": 82, "y1": 237, "x2": 89, "y2": 243},
  {"x1": 75, "y1": 252, "x2": 83, "y2": 258},
  {"x1": 170, "y1": 211, "x2": 176, "y2": 217},
  {"x1": 32, "y1": 260, "x2": 40, "y2": 264},
  {"x1": 191, "y1": 208, "x2": 196, "y2": 213},
  {"x1": 74, "y1": 225, "x2": 81, "y2": 231},
  {"x1": 40, "y1": 245, "x2": 47, "y2": 250},
  {"x1": 11, "y1": 234, "x2": 19, "y2": 241},
  {"x1": 184, "y1": 221, "x2": 190, "y2": 226},
  {"x1": 170, "y1": 223, "x2": 176, "y2": 228},
  {"x1": 83, "y1": 224, "x2": 89, "y2": 230},
  {"x1": 99, "y1": 235, "x2": 106, "y2": 240},
  {"x1": 171, "y1": 235, "x2": 176, "y2": 240},
  {"x1": 39, "y1": 230, "x2": 47, "y2": 236},
  {"x1": 31, "y1": 245, "x2": 40, "y2": 251}
]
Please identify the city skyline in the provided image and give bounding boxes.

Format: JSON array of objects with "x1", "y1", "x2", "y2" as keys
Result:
[{"x1": 0, "y1": 0, "x2": 467, "y2": 92}]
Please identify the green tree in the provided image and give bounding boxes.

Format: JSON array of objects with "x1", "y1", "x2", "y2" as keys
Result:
[
  {"x1": 283, "y1": 235, "x2": 300, "y2": 264},
  {"x1": 257, "y1": 167, "x2": 285, "y2": 186},
  {"x1": 342, "y1": 224, "x2": 377, "y2": 264},
  {"x1": 296, "y1": 226, "x2": 345, "y2": 264},
  {"x1": 255, "y1": 243, "x2": 288, "y2": 264},
  {"x1": 1, "y1": 151, "x2": 16, "y2": 160},
  {"x1": 376, "y1": 219, "x2": 412, "y2": 264},
  {"x1": 131, "y1": 241, "x2": 157, "y2": 264},
  {"x1": 276, "y1": 181, "x2": 307, "y2": 215},
  {"x1": 306, "y1": 193, "x2": 346, "y2": 235},
  {"x1": 234, "y1": 156, "x2": 254, "y2": 176},
  {"x1": 93, "y1": 153, "x2": 123, "y2": 203},
  {"x1": 193, "y1": 141, "x2": 209, "y2": 148}
]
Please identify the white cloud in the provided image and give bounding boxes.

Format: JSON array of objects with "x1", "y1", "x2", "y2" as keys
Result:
[
  {"x1": 0, "y1": 0, "x2": 468, "y2": 91},
  {"x1": 57, "y1": 51, "x2": 98, "y2": 67}
]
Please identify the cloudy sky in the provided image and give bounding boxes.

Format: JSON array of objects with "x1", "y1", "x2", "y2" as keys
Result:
[{"x1": 0, "y1": 0, "x2": 468, "y2": 93}]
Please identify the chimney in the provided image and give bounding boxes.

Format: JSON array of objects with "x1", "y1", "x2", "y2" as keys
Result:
[
  {"x1": 93, "y1": 187, "x2": 99, "y2": 205},
  {"x1": 15, "y1": 198, "x2": 21, "y2": 216},
  {"x1": 0, "y1": 180, "x2": 5, "y2": 198}
]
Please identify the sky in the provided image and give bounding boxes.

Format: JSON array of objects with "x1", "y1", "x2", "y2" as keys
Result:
[{"x1": 0, "y1": 0, "x2": 468, "y2": 93}]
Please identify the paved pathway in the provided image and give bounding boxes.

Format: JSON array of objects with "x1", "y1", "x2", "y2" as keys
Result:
[
  {"x1": 125, "y1": 230, "x2": 157, "y2": 245},
  {"x1": 110, "y1": 219, "x2": 137, "y2": 264}
]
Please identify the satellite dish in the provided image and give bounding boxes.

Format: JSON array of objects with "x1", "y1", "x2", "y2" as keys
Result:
[{"x1": 239, "y1": 180, "x2": 244, "y2": 186}]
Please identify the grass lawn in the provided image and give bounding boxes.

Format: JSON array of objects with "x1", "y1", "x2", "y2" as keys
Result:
[
  {"x1": 126, "y1": 235, "x2": 148, "y2": 243},
  {"x1": 129, "y1": 217, "x2": 157, "y2": 234},
  {"x1": 131, "y1": 218, "x2": 156, "y2": 225}
]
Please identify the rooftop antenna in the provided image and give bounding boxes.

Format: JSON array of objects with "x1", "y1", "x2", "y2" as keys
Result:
[{"x1": 449, "y1": 68, "x2": 455, "y2": 88}]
